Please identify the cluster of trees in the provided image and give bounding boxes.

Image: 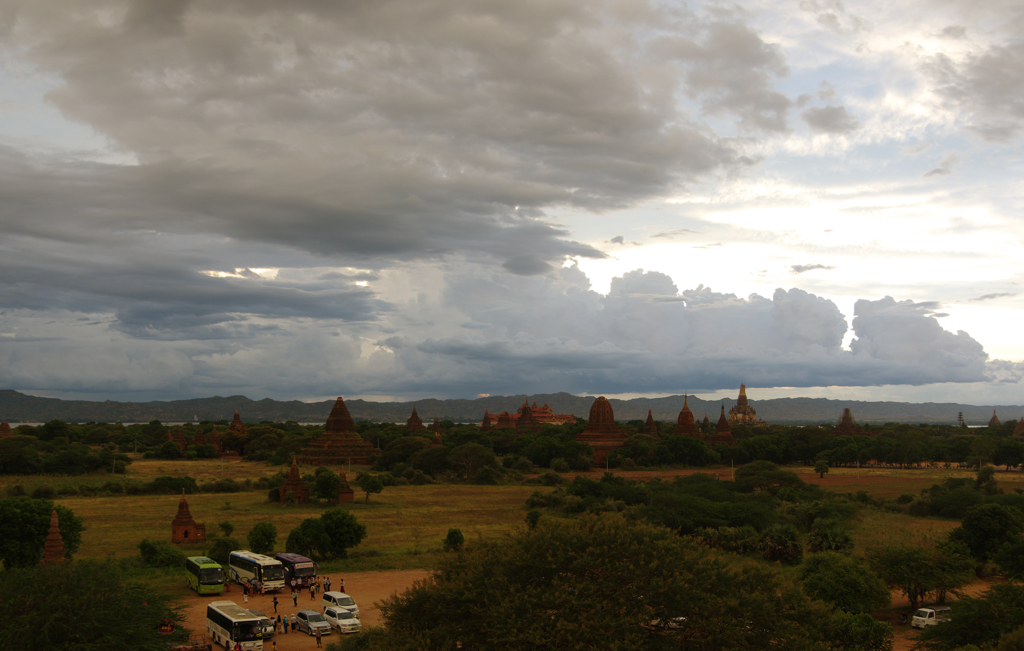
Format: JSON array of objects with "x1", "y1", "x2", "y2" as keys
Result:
[
  {"x1": 334, "y1": 513, "x2": 893, "y2": 651},
  {"x1": 0, "y1": 497, "x2": 83, "y2": 569},
  {"x1": 0, "y1": 434, "x2": 131, "y2": 475}
]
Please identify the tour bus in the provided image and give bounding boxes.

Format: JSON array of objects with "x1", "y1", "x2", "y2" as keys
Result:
[
  {"x1": 206, "y1": 600, "x2": 263, "y2": 650},
  {"x1": 186, "y1": 556, "x2": 225, "y2": 595},
  {"x1": 275, "y1": 552, "x2": 317, "y2": 588},
  {"x1": 228, "y1": 551, "x2": 286, "y2": 591}
]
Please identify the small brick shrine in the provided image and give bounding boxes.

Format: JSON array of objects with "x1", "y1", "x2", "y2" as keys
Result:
[
  {"x1": 171, "y1": 490, "x2": 207, "y2": 544},
  {"x1": 279, "y1": 457, "x2": 311, "y2": 504},
  {"x1": 40, "y1": 509, "x2": 65, "y2": 567}
]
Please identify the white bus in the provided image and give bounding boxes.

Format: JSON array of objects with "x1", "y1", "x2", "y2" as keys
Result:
[
  {"x1": 206, "y1": 600, "x2": 264, "y2": 651},
  {"x1": 228, "y1": 551, "x2": 286, "y2": 591}
]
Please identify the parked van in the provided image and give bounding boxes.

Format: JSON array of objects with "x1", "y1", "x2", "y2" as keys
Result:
[
  {"x1": 322, "y1": 591, "x2": 360, "y2": 617},
  {"x1": 911, "y1": 606, "x2": 952, "y2": 628}
]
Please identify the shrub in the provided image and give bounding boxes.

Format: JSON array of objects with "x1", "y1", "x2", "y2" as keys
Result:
[
  {"x1": 513, "y1": 457, "x2": 534, "y2": 473},
  {"x1": 137, "y1": 539, "x2": 187, "y2": 568},
  {"x1": 472, "y1": 465, "x2": 502, "y2": 485},
  {"x1": 444, "y1": 528, "x2": 465, "y2": 551},
  {"x1": 538, "y1": 471, "x2": 565, "y2": 486},
  {"x1": 896, "y1": 494, "x2": 915, "y2": 505},
  {"x1": 31, "y1": 485, "x2": 56, "y2": 500},
  {"x1": 760, "y1": 523, "x2": 803, "y2": 564},
  {"x1": 5, "y1": 485, "x2": 26, "y2": 497},
  {"x1": 526, "y1": 511, "x2": 542, "y2": 530},
  {"x1": 57, "y1": 486, "x2": 78, "y2": 497},
  {"x1": 550, "y1": 458, "x2": 570, "y2": 473}
]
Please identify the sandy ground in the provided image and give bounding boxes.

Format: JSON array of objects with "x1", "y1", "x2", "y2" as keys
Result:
[
  {"x1": 873, "y1": 577, "x2": 1001, "y2": 651},
  {"x1": 181, "y1": 570, "x2": 430, "y2": 649}
]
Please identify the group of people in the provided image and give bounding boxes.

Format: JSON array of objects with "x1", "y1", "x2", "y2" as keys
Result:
[{"x1": 240, "y1": 579, "x2": 265, "y2": 603}]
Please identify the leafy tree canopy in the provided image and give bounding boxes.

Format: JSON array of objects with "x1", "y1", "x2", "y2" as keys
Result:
[
  {"x1": 0, "y1": 498, "x2": 84, "y2": 569},
  {"x1": 351, "y1": 513, "x2": 881, "y2": 651},
  {"x1": 247, "y1": 522, "x2": 277, "y2": 555},
  {"x1": 0, "y1": 560, "x2": 185, "y2": 651},
  {"x1": 801, "y1": 552, "x2": 890, "y2": 613}
]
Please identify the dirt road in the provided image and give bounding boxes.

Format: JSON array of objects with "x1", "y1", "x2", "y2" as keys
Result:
[{"x1": 181, "y1": 569, "x2": 430, "y2": 649}]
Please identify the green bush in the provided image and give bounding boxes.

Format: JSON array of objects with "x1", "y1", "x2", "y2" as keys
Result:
[
  {"x1": 31, "y1": 485, "x2": 56, "y2": 499},
  {"x1": 550, "y1": 458, "x2": 571, "y2": 472},
  {"x1": 443, "y1": 528, "x2": 465, "y2": 551},
  {"x1": 137, "y1": 539, "x2": 187, "y2": 568}
]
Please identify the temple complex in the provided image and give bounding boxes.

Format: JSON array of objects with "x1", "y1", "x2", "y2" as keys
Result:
[
  {"x1": 481, "y1": 402, "x2": 574, "y2": 429},
  {"x1": 406, "y1": 407, "x2": 425, "y2": 432},
  {"x1": 0, "y1": 422, "x2": 12, "y2": 438},
  {"x1": 708, "y1": 405, "x2": 736, "y2": 446},
  {"x1": 40, "y1": 510, "x2": 65, "y2": 567},
  {"x1": 297, "y1": 397, "x2": 380, "y2": 466},
  {"x1": 279, "y1": 457, "x2": 311, "y2": 504},
  {"x1": 575, "y1": 396, "x2": 627, "y2": 467},
  {"x1": 642, "y1": 410, "x2": 658, "y2": 437},
  {"x1": 494, "y1": 411, "x2": 515, "y2": 430},
  {"x1": 1015, "y1": 418, "x2": 1024, "y2": 437},
  {"x1": 673, "y1": 396, "x2": 698, "y2": 437},
  {"x1": 167, "y1": 427, "x2": 188, "y2": 453},
  {"x1": 431, "y1": 431, "x2": 443, "y2": 447},
  {"x1": 728, "y1": 384, "x2": 767, "y2": 427},
  {"x1": 207, "y1": 426, "x2": 223, "y2": 454},
  {"x1": 516, "y1": 401, "x2": 542, "y2": 432},
  {"x1": 832, "y1": 408, "x2": 874, "y2": 437},
  {"x1": 171, "y1": 490, "x2": 207, "y2": 544},
  {"x1": 228, "y1": 409, "x2": 247, "y2": 437},
  {"x1": 990, "y1": 410, "x2": 1002, "y2": 428}
]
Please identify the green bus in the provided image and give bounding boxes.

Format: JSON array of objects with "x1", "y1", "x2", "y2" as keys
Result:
[{"x1": 186, "y1": 556, "x2": 226, "y2": 595}]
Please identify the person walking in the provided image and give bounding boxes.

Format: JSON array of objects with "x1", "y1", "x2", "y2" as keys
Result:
[
  {"x1": 315, "y1": 627, "x2": 323, "y2": 648},
  {"x1": 309, "y1": 584, "x2": 315, "y2": 601},
  {"x1": 291, "y1": 588, "x2": 298, "y2": 606},
  {"x1": 275, "y1": 615, "x2": 281, "y2": 634},
  {"x1": 242, "y1": 582, "x2": 248, "y2": 603},
  {"x1": 272, "y1": 595, "x2": 278, "y2": 613},
  {"x1": 282, "y1": 615, "x2": 289, "y2": 634}
]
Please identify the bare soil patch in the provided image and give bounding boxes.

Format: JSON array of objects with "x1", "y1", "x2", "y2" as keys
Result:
[{"x1": 180, "y1": 569, "x2": 430, "y2": 649}]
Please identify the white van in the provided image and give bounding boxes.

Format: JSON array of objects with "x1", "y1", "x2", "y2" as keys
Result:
[
  {"x1": 322, "y1": 591, "x2": 360, "y2": 617},
  {"x1": 911, "y1": 606, "x2": 952, "y2": 628}
]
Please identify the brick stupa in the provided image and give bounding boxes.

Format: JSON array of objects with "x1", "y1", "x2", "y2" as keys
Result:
[
  {"x1": 642, "y1": 410, "x2": 658, "y2": 437},
  {"x1": 832, "y1": 408, "x2": 874, "y2": 438},
  {"x1": 297, "y1": 397, "x2": 380, "y2": 466},
  {"x1": 575, "y1": 396, "x2": 626, "y2": 467},
  {"x1": 516, "y1": 401, "x2": 541, "y2": 432},
  {"x1": 171, "y1": 490, "x2": 206, "y2": 544},
  {"x1": 480, "y1": 410, "x2": 492, "y2": 432},
  {"x1": 207, "y1": 426, "x2": 222, "y2": 454},
  {"x1": 990, "y1": 410, "x2": 1002, "y2": 428},
  {"x1": 494, "y1": 411, "x2": 515, "y2": 430},
  {"x1": 336, "y1": 468, "x2": 355, "y2": 503},
  {"x1": 708, "y1": 405, "x2": 736, "y2": 446},
  {"x1": 39, "y1": 509, "x2": 65, "y2": 567},
  {"x1": 279, "y1": 457, "x2": 311, "y2": 504},
  {"x1": 674, "y1": 396, "x2": 699, "y2": 437},
  {"x1": 406, "y1": 407, "x2": 425, "y2": 432},
  {"x1": 0, "y1": 422, "x2": 13, "y2": 439},
  {"x1": 167, "y1": 427, "x2": 188, "y2": 453},
  {"x1": 194, "y1": 426, "x2": 206, "y2": 447},
  {"x1": 228, "y1": 409, "x2": 247, "y2": 437}
]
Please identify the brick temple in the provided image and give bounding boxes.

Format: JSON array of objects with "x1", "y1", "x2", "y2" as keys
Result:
[
  {"x1": 480, "y1": 402, "x2": 574, "y2": 429},
  {"x1": 405, "y1": 406, "x2": 425, "y2": 432},
  {"x1": 708, "y1": 405, "x2": 736, "y2": 446},
  {"x1": 832, "y1": 408, "x2": 875, "y2": 438},
  {"x1": 0, "y1": 422, "x2": 12, "y2": 439},
  {"x1": 728, "y1": 384, "x2": 768, "y2": 427},
  {"x1": 575, "y1": 396, "x2": 627, "y2": 467},
  {"x1": 228, "y1": 409, "x2": 247, "y2": 437},
  {"x1": 171, "y1": 490, "x2": 207, "y2": 544},
  {"x1": 642, "y1": 410, "x2": 658, "y2": 437},
  {"x1": 297, "y1": 396, "x2": 380, "y2": 466},
  {"x1": 279, "y1": 457, "x2": 311, "y2": 504},
  {"x1": 673, "y1": 396, "x2": 698, "y2": 437}
]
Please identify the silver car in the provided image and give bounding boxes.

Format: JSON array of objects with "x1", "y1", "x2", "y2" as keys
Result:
[{"x1": 294, "y1": 609, "x2": 332, "y2": 637}]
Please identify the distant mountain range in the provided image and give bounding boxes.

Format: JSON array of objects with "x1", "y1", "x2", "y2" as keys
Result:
[{"x1": 1, "y1": 389, "x2": 1021, "y2": 426}]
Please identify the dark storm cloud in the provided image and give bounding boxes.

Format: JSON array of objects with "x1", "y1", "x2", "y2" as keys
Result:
[{"x1": 0, "y1": 0, "x2": 779, "y2": 274}]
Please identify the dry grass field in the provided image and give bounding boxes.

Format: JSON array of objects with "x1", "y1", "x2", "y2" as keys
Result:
[{"x1": 6, "y1": 456, "x2": 1021, "y2": 570}]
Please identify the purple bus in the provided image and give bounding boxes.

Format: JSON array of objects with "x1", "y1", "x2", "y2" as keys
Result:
[{"x1": 275, "y1": 552, "x2": 317, "y2": 588}]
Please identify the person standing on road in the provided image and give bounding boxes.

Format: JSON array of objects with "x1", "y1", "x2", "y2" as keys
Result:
[
  {"x1": 283, "y1": 615, "x2": 289, "y2": 634},
  {"x1": 291, "y1": 588, "x2": 298, "y2": 606},
  {"x1": 309, "y1": 584, "x2": 315, "y2": 601},
  {"x1": 242, "y1": 583, "x2": 248, "y2": 603},
  {"x1": 272, "y1": 595, "x2": 278, "y2": 613},
  {"x1": 315, "y1": 627, "x2": 323, "y2": 648}
]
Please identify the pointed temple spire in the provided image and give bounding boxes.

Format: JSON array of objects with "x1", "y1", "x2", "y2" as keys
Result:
[
  {"x1": 575, "y1": 396, "x2": 626, "y2": 467},
  {"x1": 642, "y1": 409, "x2": 658, "y2": 436},
  {"x1": 674, "y1": 395, "x2": 698, "y2": 436},
  {"x1": 990, "y1": 410, "x2": 1002, "y2": 428},
  {"x1": 40, "y1": 509, "x2": 65, "y2": 567}
]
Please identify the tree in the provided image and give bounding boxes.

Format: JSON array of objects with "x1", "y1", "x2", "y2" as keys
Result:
[
  {"x1": 247, "y1": 522, "x2": 277, "y2": 555},
  {"x1": 358, "y1": 474, "x2": 384, "y2": 503},
  {"x1": 286, "y1": 518, "x2": 332, "y2": 559},
  {"x1": 867, "y1": 543, "x2": 974, "y2": 611},
  {"x1": 315, "y1": 469, "x2": 343, "y2": 501},
  {"x1": 948, "y1": 503, "x2": 1024, "y2": 561},
  {"x1": 800, "y1": 552, "x2": 890, "y2": 613},
  {"x1": 137, "y1": 539, "x2": 187, "y2": 568},
  {"x1": 448, "y1": 443, "x2": 498, "y2": 479},
  {"x1": 996, "y1": 539, "x2": 1024, "y2": 580},
  {"x1": 320, "y1": 508, "x2": 367, "y2": 557},
  {"x1": 288, "y1": 509, "x2": 366, "y2": 560},
  {"x1": 916, "y1": 582, "x2": 1024, "y2": 650},
  {"x1": 734, "y1": 460, "x2": 806, "y2": 493},
  {"x1": 759, "y1": 523, "x2": 803, "y2": 564},
  {"x1": 0, "y1": 560, "x2": 184, "y2": 651},
  {"x1": 814, "y1": 459, "x2": 830, "y2": 479},
  {"x1": 208, "y1": 536, "x2": 240, "y2": 566},
  {"x1": 218, "y1": 521, "x2": 235, "y2": 537},
  {"x1": 994, "y1": 439, "x2": 1024, "y2": 471},
  {"x1": 359, "y1": 513, "x2": 868, "y2": 650},
  {"x1": 807, "y1": 520, "x2": 855, "y2": 553},
  {"x1": 443, "y1": 528, "x2": 464, "y2": 551},
  {"x1": 0, "y1": 498, "x2": 84, "y2": 569}
]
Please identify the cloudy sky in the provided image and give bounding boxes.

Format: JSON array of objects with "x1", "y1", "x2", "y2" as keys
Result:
[{"x1": 0, "y1": 0, "x2": 1022, "y2": 405}]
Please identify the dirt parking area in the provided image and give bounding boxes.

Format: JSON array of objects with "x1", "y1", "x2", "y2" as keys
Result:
[{"x1": 181, "y1": 569, "x2": 430, "y2": 649}]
